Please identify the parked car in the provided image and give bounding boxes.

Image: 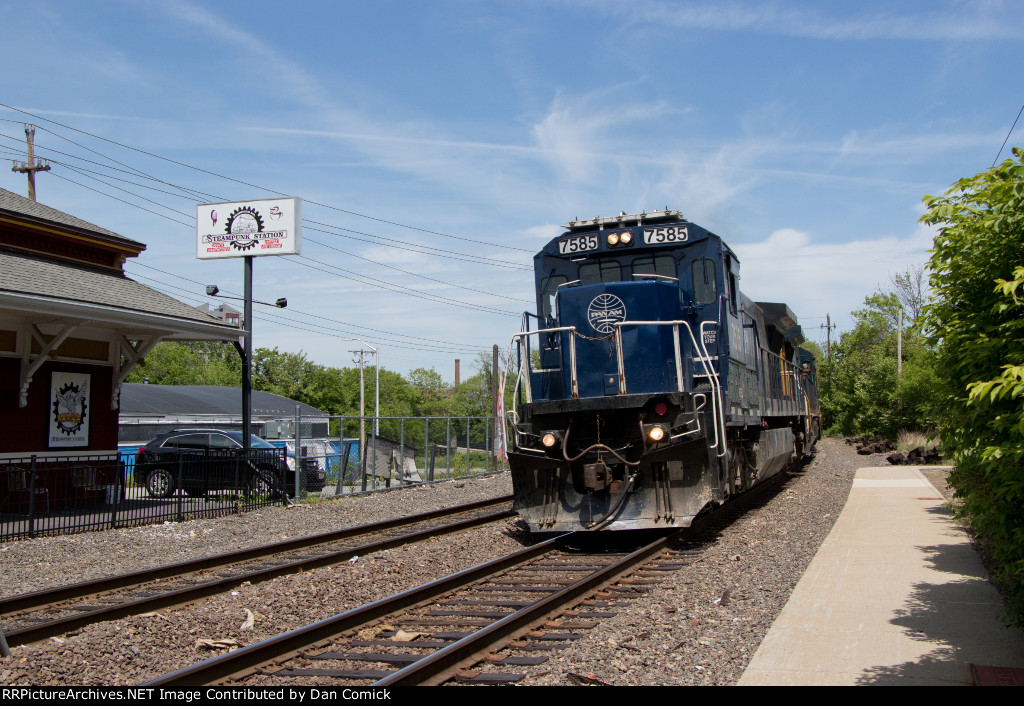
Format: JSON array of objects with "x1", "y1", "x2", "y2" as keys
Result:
[{"x1": 133, "y1": 430, "x2": 326, "y2": 498}]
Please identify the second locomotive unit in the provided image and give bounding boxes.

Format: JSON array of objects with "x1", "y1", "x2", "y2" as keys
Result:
[{"x1": 505, "y1": 209, "x2": 820, "y2": 532}]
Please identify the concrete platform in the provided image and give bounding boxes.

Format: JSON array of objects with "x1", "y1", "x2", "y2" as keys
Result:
[{"x1": 739, "y1": 466, "x2": 1024, "y2": 686}]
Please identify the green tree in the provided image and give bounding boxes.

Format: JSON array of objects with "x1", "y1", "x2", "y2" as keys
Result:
[
  {"x1": 819, "y1": 273, "x2": 939, "y2": 438},
  {"x1": 922, "y1": 147, "x2": 1024, "y2": 626},
  {"x1": 125, "y1": 341, "x2": 241, "y2": 386}
]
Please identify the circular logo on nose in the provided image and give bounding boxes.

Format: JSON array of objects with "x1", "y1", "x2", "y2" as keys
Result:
[{"x1": 588, "y1": 294, "x2": 626, "y2": 334}]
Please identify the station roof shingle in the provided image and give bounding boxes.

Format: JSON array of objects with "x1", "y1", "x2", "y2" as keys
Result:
[{"x1": 120, "y1": 384, "x2": 326, "y2": 418}]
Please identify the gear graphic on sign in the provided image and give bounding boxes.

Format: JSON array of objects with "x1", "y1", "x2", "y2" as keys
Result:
[
  {"x1": 587, "y1": 293, "x2": 627, "y2": 334},
  {"x1": 52, "y1": 381, "x2": 88, "y2": 436},
  {"x1": 225, "y1": 206, "x2": 264, "y2": 251}
]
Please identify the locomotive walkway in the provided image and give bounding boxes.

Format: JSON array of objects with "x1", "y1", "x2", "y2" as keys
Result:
[{"x1": 739, "y1": 466, "x2": 1024, "y2": 686}]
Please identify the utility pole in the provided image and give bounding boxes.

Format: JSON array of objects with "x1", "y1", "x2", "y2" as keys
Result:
[
  {"x1": 820, "y1": 314, "x2": 836, "y2": 358},
  {"x1": 897, "y1": 308, "x2": 903, "y2": 434},
  {"x1": 352, "y1": 349, "x2": 367, "y2": 491},
  {"x1": 492, "y1": 345, "x2": 499, "y2": 464},
  {"x1": 11, "y1": 124, "x2": 50, "y2": 201}
]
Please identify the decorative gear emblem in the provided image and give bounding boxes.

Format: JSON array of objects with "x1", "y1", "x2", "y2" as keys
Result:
[
  {"x1": 225, "y1": 206, "x2": 264, "y2": 251},
  {"x1": 52, "y1": 381, "x2": 88, "y2": 436}
]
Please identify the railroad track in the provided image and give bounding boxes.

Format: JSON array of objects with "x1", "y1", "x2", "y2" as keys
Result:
[
  {"x1": 146, "y1": 530, "x2": 696, "y2": 686},
  {"x1": 0, "y1": 495, "x2": 513, "y2": 647},
  {"x1": 143, "y1": 467, "x2": 796, "y2": 687}
]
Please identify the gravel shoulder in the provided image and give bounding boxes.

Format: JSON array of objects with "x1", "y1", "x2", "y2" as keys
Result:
[{"x1": 0, "y1": 441, "x2": 893, "y2": 686}]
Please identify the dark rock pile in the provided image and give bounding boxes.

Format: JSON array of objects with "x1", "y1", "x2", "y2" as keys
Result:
[
  {"x1": 846, "y1": 436, "x2": 897, "y2": 455},
  {"x1": 886, "y1": 446, "x2": 943, "y2": 465},
  {"x1": 845, "y1": 436, "x2": 943, "y2": 464}
]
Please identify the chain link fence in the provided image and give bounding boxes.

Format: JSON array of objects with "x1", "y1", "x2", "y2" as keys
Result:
[{"x1": 285, "y1": 413, "x2": 507, "y2": 498}]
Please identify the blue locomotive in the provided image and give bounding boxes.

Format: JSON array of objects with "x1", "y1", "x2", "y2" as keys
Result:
[{"x1": 505, "y1": 209, "x2": 820, "y2": 532}]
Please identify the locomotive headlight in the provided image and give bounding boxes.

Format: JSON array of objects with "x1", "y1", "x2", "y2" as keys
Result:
[
  {"x1": 647, "y1": 425, "x2": 667, "y2": 442},
  {"x1": 620, "y1": 232, "x2": 632, "y2": 244},
  {"x1": 607, "y1": 232, "x2": 620, "y2": 246}
]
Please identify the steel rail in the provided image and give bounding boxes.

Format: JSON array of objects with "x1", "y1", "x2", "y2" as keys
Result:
[
  {"x1": 143, "y1": 537, "x2": 565, "y2": 686},
  {"x1": 1, "y1": 495, "x2": 510, "y2": 616},
  {"x1": 374, "y1": 530, "x2": 679, "y2": 685},
  {"x1": 3, "y1": 497, "x2": 512, "y2": 646}
]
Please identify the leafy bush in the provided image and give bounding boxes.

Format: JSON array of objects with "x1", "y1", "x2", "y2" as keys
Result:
[{"x1": 922, "y1": 148, "x2": 1024, "y2": 626}]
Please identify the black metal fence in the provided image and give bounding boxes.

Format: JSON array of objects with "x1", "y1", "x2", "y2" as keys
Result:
[{"x1": 0, "y1": 450, "x2": 285, "y2": 542}]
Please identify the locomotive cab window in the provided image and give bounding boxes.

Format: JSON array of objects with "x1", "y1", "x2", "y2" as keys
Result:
[
  {"x1": 632, "y1": 255, "x2": 677, "y2": 280},
  {"x1": 692, "y1": 259, "x2": 718, "y2": 304},
  {"x1": 540, "y1": 275, "x2": 568, "y2": 319},
  {"x1": 579, "y1": 260, "x2": 622, "y2": 285},
  {"x1": 728, "y1": 267, "x2": 739, "y2": 316}
]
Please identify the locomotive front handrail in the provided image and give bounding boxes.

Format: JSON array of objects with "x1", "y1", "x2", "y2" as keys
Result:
[
  {"x1": 612, "y1": 319, "x2": 727, "y2": 457},
  {"x1": 508, "y1": 326, "x2": 580, "y2": 404}
]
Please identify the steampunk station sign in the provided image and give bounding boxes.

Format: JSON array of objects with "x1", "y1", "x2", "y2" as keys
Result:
[{"x1": 196, "y1": 198, "x2": 302, "y2": 259}]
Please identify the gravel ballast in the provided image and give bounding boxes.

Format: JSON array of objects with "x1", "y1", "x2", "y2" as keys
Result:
[{"x1": 0, "y1": 439, "x2": 892, "y2": 686}]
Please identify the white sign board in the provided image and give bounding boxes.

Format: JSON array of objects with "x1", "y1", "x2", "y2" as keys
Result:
[
  {"x1": 49, "y1": 371, "x2": 90, "y2": 448},
  {"x1": 197, "y1": 198, "x2": 301, "y2": 259}
]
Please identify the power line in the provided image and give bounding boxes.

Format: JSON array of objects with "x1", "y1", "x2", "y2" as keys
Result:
[
  {"x1": 126, "y1": 261, "x2": 493, "y2": 351},
  {"x1": 992, "y1": 102, "x2": 1024, "y2": 168},
  {"x1": 0, "y1": 126, "x2": 534, "y2": 271},
  {"x1": 47, "y1": 171, "x2": 194, "y2": 227},
  {"x1": 0, "y1": 103, "x2": 533, "y2": 253},
  {"x1": 11, "y1": 138, "x2": 531, "y2": 308},
  {"x1": 303, "y1": 236, "x2": 531, "y2": 303},
  {"x1": 130, "y1": 271, "x2": 481, "y2": 356},
  {"x1": 286, "y1": 256, "x2": 521, "y2": 317}
]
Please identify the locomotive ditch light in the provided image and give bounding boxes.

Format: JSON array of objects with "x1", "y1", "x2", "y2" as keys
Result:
[
  {"x1": 541, "y1": 431, "x2": 562, "y2": 448},
  {"x1": 647, "y1": 424, "x2": 667, "y2": 442}
]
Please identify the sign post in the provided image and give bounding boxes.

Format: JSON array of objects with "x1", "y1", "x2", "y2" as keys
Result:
[{"x1": 197, "y1": 198, "x2": 301, "y2": 466}]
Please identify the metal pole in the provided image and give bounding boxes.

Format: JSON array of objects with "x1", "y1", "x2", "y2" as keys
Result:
[
  {"x1": 335, "y1": 415, "x2": 346, "y2": 496},
  {"x1": 243, "y1": 256, "x2": 252, "y2": 455},
  {"x1": 355, "y1": 350, "x2": 366, "y2": 492},
  {"x1": 294, "y1": 404, "x2": 302, "y2": 499},
  {"x1": 492, "y1": 344, "x2": 499, "y2": 466},
  {"x1": 28, "y1": 455, "x2": 36, "y2": 539}
]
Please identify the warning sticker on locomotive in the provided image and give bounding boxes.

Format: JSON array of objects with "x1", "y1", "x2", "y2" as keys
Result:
[
  {"x1": 588, "y1": 293, "x2": 626, "y2": 334},
  {"x1": 643, "y1": 225, "x2": 688, "y2": 244},
  {"x1": 558, "y1": 234, "x2": 599, "y2": 254}
]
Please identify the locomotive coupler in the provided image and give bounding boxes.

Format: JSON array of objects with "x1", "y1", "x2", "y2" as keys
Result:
[{"x1": 583, "y1": 459, "x2": 611, "y2": 492}]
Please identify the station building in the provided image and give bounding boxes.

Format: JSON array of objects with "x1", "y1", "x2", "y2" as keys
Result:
[{"x1": 0, "y1": 186, "x2": 241, "y2": 458}]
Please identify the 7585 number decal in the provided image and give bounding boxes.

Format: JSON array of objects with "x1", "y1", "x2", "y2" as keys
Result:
[
  {"x1": 643, "y1": 226, "x2": 688, "y2": 244},
  {"x1": 558, "y1": 234, "x2": 599, "y2": 254}
]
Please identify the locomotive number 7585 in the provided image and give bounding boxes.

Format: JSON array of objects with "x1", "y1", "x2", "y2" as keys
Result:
[{"x1": 643, "y1": 226, "x2": 688, "y2": 244}]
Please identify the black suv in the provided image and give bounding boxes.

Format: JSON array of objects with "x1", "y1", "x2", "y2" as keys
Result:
[{"x1": 133, "y1": 430, "x2": 326, "y2": 498}]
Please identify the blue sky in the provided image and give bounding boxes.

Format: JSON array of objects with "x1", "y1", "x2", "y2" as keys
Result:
[{"x1": 1, "y1": 0, "x2": 1021, "y2": 381}]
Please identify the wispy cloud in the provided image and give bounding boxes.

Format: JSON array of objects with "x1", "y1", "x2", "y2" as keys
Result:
[
  {"x1": 733, "y1": 220, "x2": 935, "y2": 331},
  {"x1": 584, "y1": 0, "x2": 1024, "y2": 41},
  {"x1": 156, "y1": 1, "x2": 334, "y2": 111}
]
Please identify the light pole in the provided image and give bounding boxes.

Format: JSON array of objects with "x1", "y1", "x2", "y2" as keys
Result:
[{"x1": 205, "y1": 282, "x2": 287, "y2": 456}]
